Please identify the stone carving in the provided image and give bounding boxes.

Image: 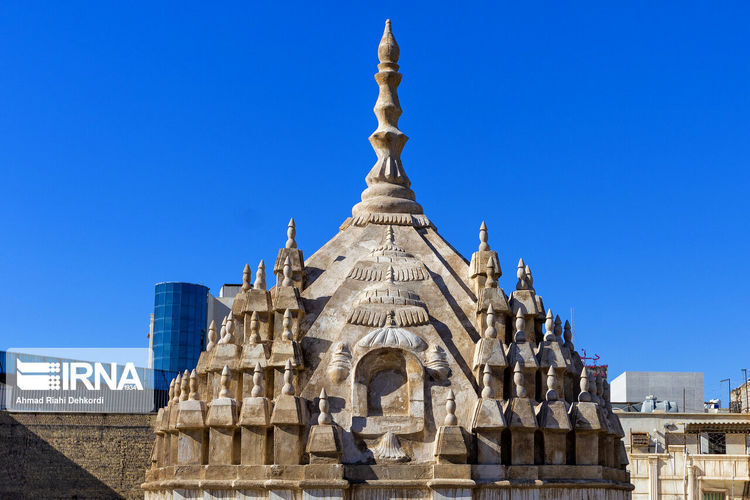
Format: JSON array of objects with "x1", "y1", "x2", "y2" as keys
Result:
[
  {"x1": 327, "y1": 342, "x2": 352, "y2": 383},
  {"x1": 372, "y1": 431, "x2": 409, "y2": 462},
  {"x1": 357, "y1": 313, "x2": 427, "y2": 351},
  {"x1": 144, "y1": 19, "x2": 632, "y2": 500},
  {"x1": 425, "y1": 344, "x2": 450, "y2": 381}
]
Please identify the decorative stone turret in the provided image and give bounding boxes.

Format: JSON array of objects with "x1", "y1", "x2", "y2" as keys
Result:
[
  {"x1": 505, "y1": 363, "x2": 538, "y2": 465},
  {"x1": 307, "y1": 388, "x2": 343, "y2": 464},
  {"x1": 143, "y1": 20, "x2": 632, "y2": 500},
  {"x1": 469, "y1": 222, "x2": 502, "y2": 295},
  {"x1": 509, "y1": 258, "x2": 542, "y2": 344},
  {"x1": 472, "y1": 304, "x2": 507, "y2": 397},
  {"x1": 233, "y1": 260, "x2": 274, "y2": 342},
  {"x1": 536, "y1": 366, "x2": 572, "y2": 465},
  {"x1": 269, "y1": 360, "x2": 306, "y2": 465},
  {"x1": 238, "y1": 362, "x2": 272, "y2": 464},
  {"x1": 471, "y1": 365, "x2": 506, "y2": 465},
  {"x1": 434, "y1": 389, "x2": 468, "y2": 464},
  {"x1": 176, "y1": 369, "x2": 207, "y2": 465},
  {"x1": 273, "y1": 218, "x2": 305, "y2": 290},
  {"x1": 206, "y1": 366, "x2": 238, "y2": 464}
]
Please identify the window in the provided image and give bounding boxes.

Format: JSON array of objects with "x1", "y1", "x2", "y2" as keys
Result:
[
  {"x1": 703, "y1": 492, "x2": 725, "y2": 500},
  {"x1": 700, "y1": 432, "x2": 726, "y2": 454},
  {"x1": 631, "y1": 432, "x2": 650, "y2": 449}
]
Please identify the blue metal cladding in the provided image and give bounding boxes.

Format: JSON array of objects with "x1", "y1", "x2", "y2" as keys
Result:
[{"x1": 153, "y1": 282, "x2": 208, "y2": 373}]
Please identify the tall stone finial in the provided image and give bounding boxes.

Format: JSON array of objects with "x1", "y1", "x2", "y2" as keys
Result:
[
  {"x1": 385, "y1": 225, "x2": 395, "y2": 245},
  {"x1": 286, "y1": 218, "x2": 297, "y2": 249},
  {"x1": 545, "y1": 366, "x2": 558, "y2": 401},
  {"x1": 444, "y1": 389, "x2": 457, "y2": 425},
  {"x1": 318, "y1": 388, "x2": 332, "y2": 425},
  {"x1": 485, "y1": 259, "x2": 497, "y2": 288},
  {"x1": 478, "y1": 221, "x2": 490, "y2": 251},
  {"x1": 481, "y1": 364, "x2": 495, "y2": 399},
  {"x1": 513, "y1": 363, "x2": 527, "y2": 398},
  {"x1": 242, "y1": 264, "x2": 252, "y2": 292},
  {"x1": 180, "y1": 370, "x2": 189, "y2": 401},
  {"x1": 544, "y1": 309, "x2": 555, "y2": 341},
  {"x1": 282, "y1": 309, "x2": 293, "y2": 341},
  {"x1": 254, "y1": 260, "x2": 266, "y2": 290},
  {"x1": 219, "y1": 365, "x2": 231, "y2": 399},
  {"x1": 249, "y1": 311, "x2": 261, "y2": 344},
  {"x1": 189, "y1": 369, "x2": 198, "y2": 401},
  {"x1": 525, "y1": 264, "x2": 534, "y2": 289},
  {"x1": 385, "y1": 265, "x2": 395, "y2": 283},
  {"x1": 563, "y1": 320, "x2": 573, "y2": 347},
  {"x1": 282, "y1": 359, "x2": 295, "y2": 396},
  {"x1": 282, "y1": 256, "x2": 293, "y2": 286},
  {"x1": 484, "y1": 304, "x2": 497, "y2": 339},
  {"x1": 207, "y1": 320, "x2": 218, "y2": 351},
  {"x1": 514, "y1": 308, "x2": 526, "y2": 343},
  {"x1": 168, "y1": 378, "x2": 175, "y2": 404},
  {"x1": 219, "y1": 314, "x2": 234, "y2": 344},
  {"x1": 595, "y1": 372, "x2": 604, "y2": 402},
  {"x1": 251, "y1": 362, "x2": 264, "y2": 397},
  {"x1": 554, "y1": 315, "x2": 562, "y2": 338},
  {"x1": 578, "y1": 367, "x2": 591, "y2": 402},
  {"x1": 174, "y1": 373, "x2": 182, "y2": 403},
  {"x1": 516, "y1": 258, "x2": 526, "y2": 290},
  {"x1": 352, "y1": 20, "x2": 422, "y2": 217}
]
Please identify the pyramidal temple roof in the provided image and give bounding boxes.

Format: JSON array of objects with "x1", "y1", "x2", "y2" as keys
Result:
[{"x1": 144, "y1": 21, "x2": 631, "y2": 498}]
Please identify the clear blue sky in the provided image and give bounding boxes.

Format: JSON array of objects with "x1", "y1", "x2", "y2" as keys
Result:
[{"x1": 1, "y1": 2, "x2": 748, "y2": 402}]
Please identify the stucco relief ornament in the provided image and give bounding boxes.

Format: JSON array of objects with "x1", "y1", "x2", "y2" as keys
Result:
[
  {"x1": 425, "y1": 344, "x2": 450, "y2": 381},
  {"x1": 327, "y1": 342, "x2": 352, "y2": 383},
  {"x1": 357, "y1": 312, "x2": 427, "y2": 351},
  {"x1": 372, "y1": 431, "x2": 408, "y2": 463}
]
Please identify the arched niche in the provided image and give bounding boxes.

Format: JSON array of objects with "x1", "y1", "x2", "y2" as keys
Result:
[{"x1": 351, "y1": 347, "x2": 425, "y2": 437}]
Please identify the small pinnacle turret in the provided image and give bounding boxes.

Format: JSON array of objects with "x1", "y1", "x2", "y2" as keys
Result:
[
  {"x1": 254, "y1": 260, "x2": 266, "y2": 290},
  {"x1": 243, "y1": 264, "x2": 252, "y2": 292},
  {"x1": 318, "y1": 388, "x2": 331, "y2": 425},
  {"x1": 286, "y1": 218, "x2": 297, "y2": 249},
  {"x1": 352, "y1": 20, "x2": 423, "y2": 218},
  {"x1": 444, "y1": 389, "x2": 457, "y2": 425},
  {"x1": 481, "y1": 365, "x2": 494, "y2": 398},
  {"x1": 219, "y1": 366, "x2": 231, "y2": 399},
  {"x1": 479, "y1": 222, "x2": 490, "y2": 251}
]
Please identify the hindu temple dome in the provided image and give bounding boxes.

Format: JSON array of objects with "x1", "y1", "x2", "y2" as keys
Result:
[{"x1": 143, "y1": 20, "x2": 633, "y2": 500}]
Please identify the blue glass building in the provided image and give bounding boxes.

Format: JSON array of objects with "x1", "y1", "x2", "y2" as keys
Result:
[{"x1": 152, "y1": 282, "x2": 208, "y2": 373}]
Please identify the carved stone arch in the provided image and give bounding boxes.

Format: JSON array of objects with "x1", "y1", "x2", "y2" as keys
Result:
[{"x1": 351, "y1": 347, "x2": 425, "y2": 437}]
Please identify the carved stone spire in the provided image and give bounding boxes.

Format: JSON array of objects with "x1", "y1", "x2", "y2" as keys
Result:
[
  {"x1": 189, "y1": 369, "x2": 198, "y2": 401},
  {"x1": 318, "y1": 388, "x2": 331, "y2": 425},
  {"x1": 544, "y1": 309, "x2": 555, "y2": 341},
  {"x1": 514, "y1": 309, "x2": 526, "y2": 343},
  {"x1": 249, "y1": 311, "x2": 261, "y2": 344},
  {"x1": 564, "y1": 320, "x2": 573, "y2": 348},
  {"x1": 481, "y1": 364, "x2": 494, "y2": 399},
  {"x1": 484, "y1": 304, "x2": 497, "y2": 339},
  {"x1": 479, "y1": 222, "x2": 490, "y2": 251},
  {"x1": 444, "y1": 389, "x2": 457, "y2": 425},
  {"x1": 513, "y1": 363, "x2": 527, "y2": 398},
  {"x1": 352, "y1": 20, "x2": 422, "y2": 217},
  {"x1": 180, "y1": 370, "x2": 189, "y2": 401},
  {"x1": 485, "y1": 259, "x2": 497, "y2": 288},
  {"x1": 219, "y1": 365, "x2": 231, "y2": 399},
  {"x1": 286, "y1": 218, "x2": 297, "y2": 249},
  {"x1": 207, "y1": 320, "x2": 217, "y2": 351},
  {"x1": 578, "y1": 367, "x2": 591, "y2": 402},
  {"x1": 168, "y1": 378, "x2": 175, "y2": 405},
  {"x1": 242, "y1": 264, "x2": 252, "y2": 292},
  {"x1": 282, "y1": 359, "x2": 295, "y2": 396},
  {"x1": 173, "y1": 373, "x2": 182, "y2": 403},
  {"x1": 251, "y1": 362, "x2": 264, "y2": 397},
  {"x1": 282, "y1": 256, "x2": 293, "y2": 287},
  {"x1": 545, "y1": 366, "x2": 558, "y2": 402},
  {"x1": 254, "y1": 260, "x2": 266, "y2": 290},
  {"x1": 282, "y1": 309, "x2": 293, "y2": 341}
]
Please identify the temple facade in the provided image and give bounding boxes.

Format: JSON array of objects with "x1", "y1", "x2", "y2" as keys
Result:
[{"x1": 143, "y1": 20, "x2": 633, "y2": 500}]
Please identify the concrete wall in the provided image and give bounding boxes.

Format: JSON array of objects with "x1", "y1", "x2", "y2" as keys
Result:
[
  {"x1": 610, "y1": 371, "x2": 704, "y2": 412},
  {"x1": 0, "y1": 411, "x2": 155, "y2": 499}
]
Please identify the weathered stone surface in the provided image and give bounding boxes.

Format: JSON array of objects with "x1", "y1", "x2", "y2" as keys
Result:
[{"x1": 143, "y1": 19, "x2": 632, "y2": 500}]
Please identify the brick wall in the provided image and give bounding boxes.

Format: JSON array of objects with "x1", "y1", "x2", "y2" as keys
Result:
[{"x1": 0, "y1": 411, "x2": 155, "y2": 499}]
